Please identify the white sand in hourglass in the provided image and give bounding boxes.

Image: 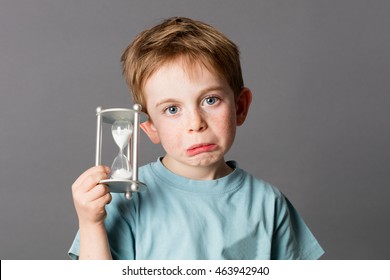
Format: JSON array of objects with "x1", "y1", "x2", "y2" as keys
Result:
[{"x1": 111, "y1": 120, "x2": 133, "y2": 179}]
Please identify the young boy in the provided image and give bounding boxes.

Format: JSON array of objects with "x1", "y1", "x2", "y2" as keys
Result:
[{"x1": 69, "y1": 17, "x2": 324, "y2": 260}]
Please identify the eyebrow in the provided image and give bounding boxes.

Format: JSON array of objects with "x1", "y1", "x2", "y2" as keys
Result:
[
  {"x1": 155, "y1": 98, "x2": 181, "y2": 108},
  {"x1": 154, "y1": 86, "x2": 225, "y2": 108}
]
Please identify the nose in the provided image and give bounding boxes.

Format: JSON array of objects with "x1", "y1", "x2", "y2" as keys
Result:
[{"x1": 188, "y1": 108, "x2": 207, "y2": 133}]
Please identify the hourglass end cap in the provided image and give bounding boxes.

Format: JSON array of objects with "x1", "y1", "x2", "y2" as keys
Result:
[
  {"x1": 133, "y1": 104, "x2": 142, "y2": 111},
  {"x1": 125, "y1": 192, "x2": 133, "y2": 200},
  {"x1": 96, "y1": 106, "x2": 103, "y2": 113}
]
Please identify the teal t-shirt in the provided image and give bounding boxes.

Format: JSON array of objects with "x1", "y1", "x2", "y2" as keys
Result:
[{"x1": 68, "y1": 159, "x2": 324, "y2": 259}]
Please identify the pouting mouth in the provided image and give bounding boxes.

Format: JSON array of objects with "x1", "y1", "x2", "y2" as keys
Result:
[
  {"x1": 187, "y1": 143, "x2": 213, "y2": 151},
  {"x1": 186, "y1": 143, "x2": 218, "y2": 156}
]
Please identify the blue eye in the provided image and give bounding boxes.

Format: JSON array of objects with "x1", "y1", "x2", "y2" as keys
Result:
[
  {"x1": 204, "y1": 96, "x2": 219, "y2": 106},
  {"x1": 166, "y1": 106, "x2": 179, "y2": 115}
]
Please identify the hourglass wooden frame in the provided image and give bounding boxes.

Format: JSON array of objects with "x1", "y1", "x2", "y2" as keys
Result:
[{"x1": 95, "y1": 104, "x2": 148, "y2": 200}]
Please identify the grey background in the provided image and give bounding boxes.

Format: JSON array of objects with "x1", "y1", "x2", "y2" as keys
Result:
[{"x1": 0, "y1": 0, "x2": 389, "y2": 260}]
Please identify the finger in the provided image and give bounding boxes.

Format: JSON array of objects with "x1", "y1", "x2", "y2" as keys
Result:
[
  {"x1": 89, "y1": 190, "x2": 112, "y2": 209},
  {"x1": 73, "y1": 170, "x2": 110, "y2": 195},
  {"x1": 85, "y1": 183, "x2": 110, "y2": 202},
  {"x1": 99, "y1": 191, "x2": 112, "y2": 206},
  {"x1": 73, "y1": 165, "x2": 110, "y2": 189},
  {"x1": 73, "y1": 165, "x2": 110, "y2": 188}
]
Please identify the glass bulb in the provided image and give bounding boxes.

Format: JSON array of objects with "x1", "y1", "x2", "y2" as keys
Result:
[
  {"x1": 110, "y1": 120, "x2": 133, "y2": 180},
  {"x1": 111, "y1": 120, "x2": 133, "y2": 150}
]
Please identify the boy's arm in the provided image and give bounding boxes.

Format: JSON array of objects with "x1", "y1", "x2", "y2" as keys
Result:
[
  {"x1": 79, "y1": 222, "x2": 112, "y2": 260},
  {"x1": 72, "y1": 166, "x2": 113, "y2": 260}
]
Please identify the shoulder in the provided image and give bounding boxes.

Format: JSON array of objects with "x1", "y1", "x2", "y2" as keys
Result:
[
  {"x1": 236, "y1": 166, "x2": 284, "y2": 199},
  {"x1": 139, "y1": 160, "x2": 156, "y2": 174},
  {"x1": 235, "y1": 169, "x2": 325, "y2": 259},
  {"x1": 138, "y1": 159, "x2": 163, "y2": 179}
]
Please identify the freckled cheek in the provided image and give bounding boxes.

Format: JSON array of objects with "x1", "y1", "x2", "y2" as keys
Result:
[
  {"x1": 209, "y1": 107, "x2": 235, "y2": 128},
  {"x1": 158, "y1": 126, "x2": 184, "y2": 150},
  {"x1": 222, "y1": 122, "x2": 237, "y2": 143},
  {"x1": 210, "y1": 112, "x2": 236, "y2": 142}
]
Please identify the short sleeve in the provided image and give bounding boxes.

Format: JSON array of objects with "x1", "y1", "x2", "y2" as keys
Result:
[
  {"x1": 271, "y1": 195, "x2": 324, "y2": 260},
  {"x1": 104, "y1": 193, "x2": 136, "y2": 259},
  {"x1": 68, "y1": 230, "x2": 80, "y2": 260}
]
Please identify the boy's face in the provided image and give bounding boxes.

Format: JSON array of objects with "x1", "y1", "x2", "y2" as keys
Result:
[{"x1": 141, "y1": 58, "x2": 251, "y2": 179}]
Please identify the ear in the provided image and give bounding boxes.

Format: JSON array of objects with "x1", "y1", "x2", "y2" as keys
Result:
[
  {"x1": 235, "y1": 87, "x2": 252, "y2": 126},
  {"x1": 140, "y1": 121, "x2": 161, "y2": 144}
]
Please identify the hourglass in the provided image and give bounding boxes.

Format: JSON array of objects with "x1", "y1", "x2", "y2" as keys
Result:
[{"x1": 95, "y1": 105, "x2": 148, "y2": 199}]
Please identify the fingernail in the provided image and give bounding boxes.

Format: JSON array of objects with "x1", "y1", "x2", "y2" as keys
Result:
[{"x1": 104, "y1": 166, "x2": 111, "y2": 173}]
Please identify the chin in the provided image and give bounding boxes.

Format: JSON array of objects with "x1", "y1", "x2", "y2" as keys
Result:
[{"x1": 186, "y1": 153, "x2": 224, "y2": 167}]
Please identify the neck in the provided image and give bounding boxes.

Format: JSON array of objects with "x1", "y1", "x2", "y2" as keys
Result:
[{"x1": 161, "y1": 157, "x2": 233, "y2": 180}]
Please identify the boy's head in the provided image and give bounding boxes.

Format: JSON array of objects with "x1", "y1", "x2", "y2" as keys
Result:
[
  {"x1": 121, "y1": 16, "x2": 244, "y2": 113},
  {"x1": 121, "y1": 17, "x2": 252, "y2": 179}
]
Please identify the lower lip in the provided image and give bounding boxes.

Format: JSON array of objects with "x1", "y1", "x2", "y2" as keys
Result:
[{"x1": 186, "y1": 144, "x2": 217, "y2": 156}]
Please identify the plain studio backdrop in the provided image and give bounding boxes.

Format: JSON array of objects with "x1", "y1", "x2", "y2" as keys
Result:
[{"x1": 0, "y1": 0, "x2": 389, "y2": 260}]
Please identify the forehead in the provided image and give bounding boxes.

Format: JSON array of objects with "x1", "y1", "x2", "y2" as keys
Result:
[
  {"x1": 144, "y1": 57, "x2": 227, "y2": 96},
  {"x1": 144, "y1": 55, "x2": 222, "y2": 87}
]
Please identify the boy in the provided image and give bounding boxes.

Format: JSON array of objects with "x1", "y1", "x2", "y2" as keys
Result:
[{"x1": 69, "y1": 17, "x2": 324, "y2": 260}]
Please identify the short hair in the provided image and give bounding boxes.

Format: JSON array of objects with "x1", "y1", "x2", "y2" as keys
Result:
[{"x1": 121, "y1": 17, "x2": 244, "y2": 113}]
